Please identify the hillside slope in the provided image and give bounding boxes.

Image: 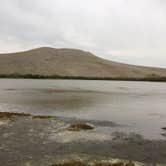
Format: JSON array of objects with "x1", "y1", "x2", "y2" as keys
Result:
[{"x1": 0, "y1": 47, "x2": 166, "y2": 79}]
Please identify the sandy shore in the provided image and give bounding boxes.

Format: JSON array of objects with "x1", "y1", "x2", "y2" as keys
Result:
[{"x1": 0, "y1": 112, "x2": 166, "y2": 166}]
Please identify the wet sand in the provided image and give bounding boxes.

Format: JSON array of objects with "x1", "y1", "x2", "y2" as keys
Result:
[{"x1": 0, "y1": 112, "x2": 166, "y2": 166}]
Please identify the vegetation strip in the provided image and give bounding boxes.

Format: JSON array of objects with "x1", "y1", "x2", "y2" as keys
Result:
[
  {"x1": 0, "y1": 74, "x2": 166, "y2": 82},
  {"x1": 0, "y1": 112, "x2": 54, "y2": 119}
]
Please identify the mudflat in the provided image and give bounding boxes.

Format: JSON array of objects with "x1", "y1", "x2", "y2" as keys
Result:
[{"x1": 0, "y1": 112, "x2": 166, "y2": 166}]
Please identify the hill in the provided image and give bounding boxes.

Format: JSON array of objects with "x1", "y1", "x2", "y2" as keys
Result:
[{"x1": 0, "y1": 47, "x2": 166, "y2": 81}]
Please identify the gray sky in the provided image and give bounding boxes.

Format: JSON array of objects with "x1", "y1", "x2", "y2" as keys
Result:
[{"x1": 1, "y1": 0, "x2": 166, "y2": 67}]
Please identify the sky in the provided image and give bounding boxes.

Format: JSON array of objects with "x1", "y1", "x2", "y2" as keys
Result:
[{"x1": 0, "y1": 0, "x2": 166, "y2": 67}]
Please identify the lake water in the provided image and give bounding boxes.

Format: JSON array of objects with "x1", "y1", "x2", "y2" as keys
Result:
[{"x1": 0, "y1": 79, "x2": 166, "y2": 140}]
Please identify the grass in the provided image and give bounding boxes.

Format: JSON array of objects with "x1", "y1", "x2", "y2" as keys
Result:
[{"x1": 0, "y1": 73, "x2": 166, "y2": 82}]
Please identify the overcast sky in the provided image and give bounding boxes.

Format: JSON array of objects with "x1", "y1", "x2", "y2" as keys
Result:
[{"x1": 1, "y1": 0, "x2": 166, "y2": 67}]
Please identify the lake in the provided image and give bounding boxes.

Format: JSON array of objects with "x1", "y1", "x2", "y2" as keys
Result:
[{"x1": 0, "y1": 79, "x2": 166, "y2": 140}]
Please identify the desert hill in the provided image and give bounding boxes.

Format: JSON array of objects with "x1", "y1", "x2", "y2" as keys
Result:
[{"x1": 0, "y1": 47, "x2": 166, "y2": 80}]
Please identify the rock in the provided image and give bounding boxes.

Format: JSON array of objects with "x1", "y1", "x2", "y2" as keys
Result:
[
  {"x1": 161, "y1": 133, "x2": 166, "y2": 136},
  {"x1": 68, "y1": 122, "x2": 94, "y2": 131}
]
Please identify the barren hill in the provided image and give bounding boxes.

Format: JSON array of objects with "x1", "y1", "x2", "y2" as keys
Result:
[{"x1": 0, "y1": 47, "x2": 166, "y2": 80}]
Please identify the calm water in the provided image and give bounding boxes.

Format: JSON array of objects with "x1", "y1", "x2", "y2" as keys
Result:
[{"x1": 0, "y1": 79, "x2": 166, "y2": 139}]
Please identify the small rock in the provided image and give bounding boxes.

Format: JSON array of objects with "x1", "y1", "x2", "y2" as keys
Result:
[
  {"x1": 68, "y1": 122, "x2": 94, "y2": 131},
  {"x1": 161, "y1": 133, "x2": 166, "y2": 136}
]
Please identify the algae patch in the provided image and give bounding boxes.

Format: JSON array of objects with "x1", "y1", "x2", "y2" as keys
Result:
[
  {"x1": 50, "y1": 160, "x2": 136, "y2": 166},
  {"x1": 0, "y1": 111, "x2": 56, "y2": 120},
  {"x1": 0, "y1": 112, "x2": 31, "y2": 120},
  {"x1": 68, "y1": 123, "x2": 94, "y2": 131},
  {"x1": 32, "y1": 115, "x2": 54, "y2": 119}
]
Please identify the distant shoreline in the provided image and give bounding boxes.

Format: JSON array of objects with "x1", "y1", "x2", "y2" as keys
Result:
[{"x1": 0, "y1": 74, "x2": 166, "y2": 82}]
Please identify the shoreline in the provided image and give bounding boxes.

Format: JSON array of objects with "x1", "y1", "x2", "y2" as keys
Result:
[
  {"x1": 0, "y1": 74, "x2": 166, "y2": 82},
  {"x1": 0, "y1": 111, "x2": 166, "y2": 165}
]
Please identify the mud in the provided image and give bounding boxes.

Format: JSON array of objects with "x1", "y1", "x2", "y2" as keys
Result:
[{"x1": 0, "y1": 112, "x2": 166, "y2": 166}]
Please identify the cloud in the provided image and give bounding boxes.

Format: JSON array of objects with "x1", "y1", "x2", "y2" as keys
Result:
[{"x1": 0, "y1": 0, "x2": 166, "y2": 67}]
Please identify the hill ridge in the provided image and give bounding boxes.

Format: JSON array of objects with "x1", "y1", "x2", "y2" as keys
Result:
[{"x1": 0, "y1": 47, "x2": 166, "y2": 81}]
